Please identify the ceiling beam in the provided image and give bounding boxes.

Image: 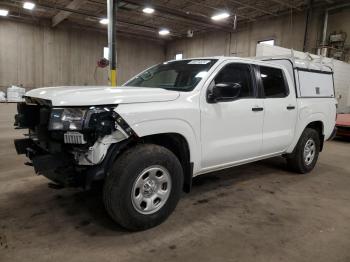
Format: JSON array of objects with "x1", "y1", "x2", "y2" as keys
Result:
[
  {"x1": 182, "y1": 0, "x2": 256, "y2": 21},
  {"x1": 71, "y1": 0, "x2": 237, "y2": 32},
  {"x1": 7, "y1": 11, "x2": 165, "y2": 42},
  {"x1": 8, "y1": 1, "x2": 173, "y2": 35},
  {"x1": 122, "y1": 0, "x2": 235, "y2": 32},
  {"x1": 227, "y1": 0, "x2": 278, "y2": 16},
  {"x1": 266, "y1": 0, "x2": 302, "y2": 11},
  {"x1": 52, "y1": 0, "x2": 89, "y2": 27}
]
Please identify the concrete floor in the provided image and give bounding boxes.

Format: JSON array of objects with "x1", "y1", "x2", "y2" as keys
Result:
[{"x1": 1, "y1": 103, "x2": 350, "y2": 262}]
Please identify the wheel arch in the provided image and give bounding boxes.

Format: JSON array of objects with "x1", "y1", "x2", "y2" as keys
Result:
[
  {"x1": 90, "y1": 117, "x2": 198, "y2": 192},
  {"x1": 287, "y1": 116, "x2": 326, "y2": 154},
  {"x1": 141, "y1": 133, "x2": 193, "y2": 193},
  {"x1": 130, "y1": 119, "x2": 200, "y2": 170},
  {"x1": 93, "y1": 132, "x2": 194, "y2": 193},
  {"x1": 306, "y1": 121, "x2": 324, "y2": 149}
]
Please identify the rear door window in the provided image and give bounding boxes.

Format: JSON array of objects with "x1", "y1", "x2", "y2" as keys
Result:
[{"x1": 259, "y1": 66, "x2": 288, "y2": 98}]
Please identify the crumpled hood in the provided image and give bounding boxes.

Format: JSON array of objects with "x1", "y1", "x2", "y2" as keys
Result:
[{"x1": 25, "y1": 86, "x2": 180, "y2": 106}]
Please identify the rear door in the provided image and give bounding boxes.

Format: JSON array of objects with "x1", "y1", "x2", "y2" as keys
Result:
[{"x1": 257, "y1": 65, "x2": 298, "y2": 154}]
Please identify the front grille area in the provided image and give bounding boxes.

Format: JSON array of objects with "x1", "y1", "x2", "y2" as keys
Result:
[
  {"x1": 64, "y1": 132, "x2": 87, "y2": 144},
  {"x1": 15, "y1": 102, "x2": 50, "y2": 129},
  {"x1": 15, "y1": 101, "x2": 54, "y2": 151}
]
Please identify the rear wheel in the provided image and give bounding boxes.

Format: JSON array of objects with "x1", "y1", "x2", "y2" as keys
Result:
[
  {"x1": 287, "y1": 128, "x2": 320, "y2": 174},
  {"x1": 103, "y1": 144, "x2": 183, "y2": 231}
]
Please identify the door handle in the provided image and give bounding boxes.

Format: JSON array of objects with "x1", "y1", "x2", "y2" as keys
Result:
[
  {"x1": 252, "y1": 107, "x2": 264, "y2": 112},
  {"x1": 287, "y1": 105, "x2": 296, "y2": 110}
]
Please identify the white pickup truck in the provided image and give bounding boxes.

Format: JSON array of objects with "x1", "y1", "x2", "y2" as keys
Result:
[{"x1": 14, "y1": 56, "x2": 336, "y2": 230}]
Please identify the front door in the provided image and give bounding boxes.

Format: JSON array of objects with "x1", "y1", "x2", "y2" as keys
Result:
[{"x1": 200, "y1": 62, "x2": 264, "y2": 170}]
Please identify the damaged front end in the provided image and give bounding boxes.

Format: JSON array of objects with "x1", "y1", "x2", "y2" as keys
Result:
[{"x1": 14, "y1": 97, "x2": 135, "y2": 189}]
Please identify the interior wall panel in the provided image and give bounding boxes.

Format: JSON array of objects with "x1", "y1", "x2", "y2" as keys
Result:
[
  {"x1": 0, "y1": 20, "x2": 165, "y2": 91},
  {"x1": 166, "y1": 10, "x2": 326, "y2": 60}
]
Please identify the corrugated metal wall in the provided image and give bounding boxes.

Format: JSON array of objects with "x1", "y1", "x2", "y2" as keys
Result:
[
  {"x1": 0, "y1": 20, "x2": 165, "y2": 91},
  {"x1": 166, "y1": 11, "x2": 309, "y2": 60}
]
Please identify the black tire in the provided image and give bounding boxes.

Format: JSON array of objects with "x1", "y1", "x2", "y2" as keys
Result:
[
  {"x1": 103, "y1": 144, "x2": 184, "y2": 231},
  {"x1": 287, "y1": 128, "x2": 320, "y2": 174}
]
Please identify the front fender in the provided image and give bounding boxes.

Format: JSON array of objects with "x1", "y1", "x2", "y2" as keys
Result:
[{"x1": 130, "y1": 119, "x2": 201, "y2": 174}]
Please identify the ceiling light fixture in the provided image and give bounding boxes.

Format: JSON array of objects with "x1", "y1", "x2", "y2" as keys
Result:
[
  {"x1": 23, "y1": 2, "x2": 36, "y2": 10},
  {"x1": 100, "y1": 18, "x2": 109, "y2": 25},
  {"x1": 159, "y1": 29, "x2": 170, "y2": 36},
  {"x1": 211, "y1": 12, "x2": 230, "y2": 21},
  {"x1": 0, "y1": 9, "x2": 9, "y2": 16},
  {"x1": 143, "y1": 7, "x2": 154, "y2": 14}
]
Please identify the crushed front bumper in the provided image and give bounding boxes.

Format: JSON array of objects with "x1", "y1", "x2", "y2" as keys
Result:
[
  {"x1": 14, "y1": 138, "x2": 82, "y2": 187},
  {"x1": 14, "y1": 138, "x2": 130, "y2": 189}
]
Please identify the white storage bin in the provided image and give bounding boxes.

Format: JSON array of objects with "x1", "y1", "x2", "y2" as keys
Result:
[
  {"x1": 0, "y1": 91, "x2": 5, "y2": 102},
  {"x1": 7, "y1": 86, "x2": 26, "y2": 102}
]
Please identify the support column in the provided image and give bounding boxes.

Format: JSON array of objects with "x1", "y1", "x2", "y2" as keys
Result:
[{"x1": 108, "y1": 0, "x2": 118, "y2": 86}]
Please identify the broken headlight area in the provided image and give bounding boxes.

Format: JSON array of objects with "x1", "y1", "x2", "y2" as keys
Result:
[
  {"x1": 46, "y1": 107, "x2": 133, "y2": 165},
  {"x1": 49, "y1": 108, "x2": 87, "y2": 131},
  {"x1": 84, "y1": 107, "x2": 119, "y2": 136},
  {"x1": 15, "y1": 102, "x2": 134, "y2": 157},
  {"x1": 47, "y1": 106, "x2": 130, "y2": 141}
]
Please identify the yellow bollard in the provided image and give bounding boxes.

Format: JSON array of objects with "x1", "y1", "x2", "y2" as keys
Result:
[{"x1": 110, "y1": 69, "x2": 117, "y2": 87}]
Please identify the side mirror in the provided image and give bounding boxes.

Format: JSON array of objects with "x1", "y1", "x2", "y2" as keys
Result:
[{"x1": 207, "y1": 82, "x2": 242, "y2": 103}]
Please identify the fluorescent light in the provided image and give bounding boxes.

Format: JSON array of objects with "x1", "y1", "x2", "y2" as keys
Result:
[
  {"x1": 159, "y1": 29, "x2": 170, "y2": 36},
  {"x1": 211, "y1": 12, "x2": 230, "y2": 21},
  {"x1": 0, "y1": 9, "x2": 9, "y2": 16},
  {"x1": 23, "y1": 2, "x2": 35, "y2": 10},
  {"x1": 143, "y1": 7, "x2": 154, "y2": 14},
  {"x1": 100, "y1": 18, "x2": 109, "y2": 25}
]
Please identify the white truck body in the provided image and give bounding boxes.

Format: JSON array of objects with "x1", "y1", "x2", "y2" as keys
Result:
[
  {"x1": 15, "y1": 56, "x2": 337, "y2": 230},
  {"x1": 24, "y1": 57, "x2": 337, "y2": 177}
]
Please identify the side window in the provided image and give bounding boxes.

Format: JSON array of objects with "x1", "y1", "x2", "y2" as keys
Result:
[
  {"x1": 213, "y1": 63, "x2": 254, "y2": 98},
  {"x1": 260, "y1": 66, "x2": 288, "y2": 98}
]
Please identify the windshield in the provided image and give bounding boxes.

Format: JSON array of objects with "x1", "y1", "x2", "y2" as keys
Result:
[{"x1": 124, "y1": 59, "x2": 218, "y2": 91}]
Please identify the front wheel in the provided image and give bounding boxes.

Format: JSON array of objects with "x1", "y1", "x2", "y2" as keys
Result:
[
  {"x1": 103, "y1": 144, "x2": 184, "y2": 231},
  {"x1": 287, "y1": 128, "x2": 320, "y2": 174}
]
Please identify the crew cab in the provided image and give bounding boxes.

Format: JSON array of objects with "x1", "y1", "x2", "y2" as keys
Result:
[{"x1": 14, "y1": 56, "x2": 337, "y2": 231}]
